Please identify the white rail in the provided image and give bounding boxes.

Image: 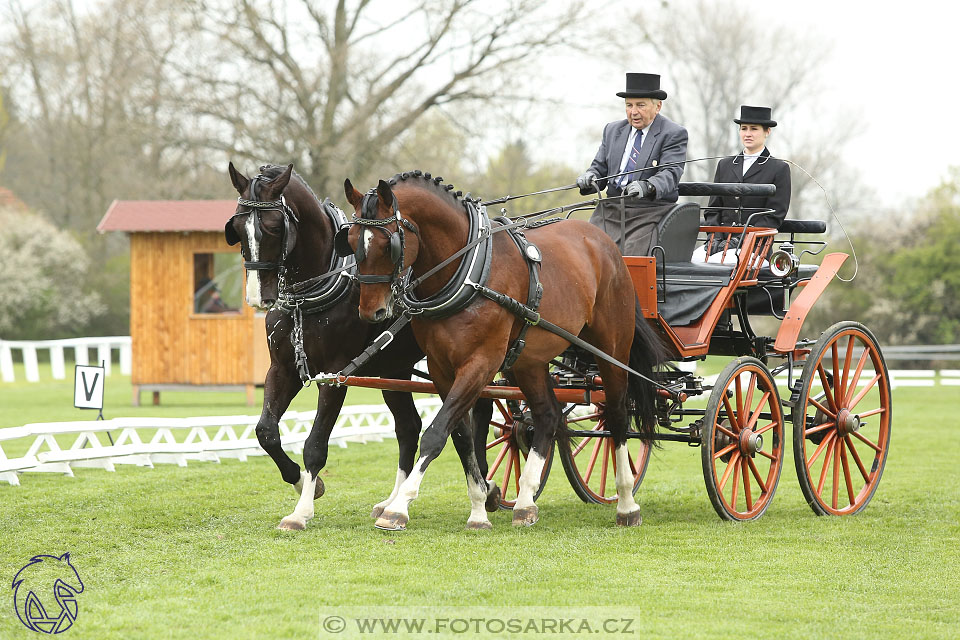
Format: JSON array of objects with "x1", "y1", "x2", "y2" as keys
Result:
[
  {"x1": 0, "y1": 398, "x2": 443, "y2": 486},
  {"x1": 0, "y1": 336, "x2": 132, "y2": 383}
]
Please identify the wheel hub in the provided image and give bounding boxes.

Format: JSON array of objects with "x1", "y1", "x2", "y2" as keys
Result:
[
  {"x1": 739, "y1": 429, "x2": 763, "y2": 457},
  {"x1": 837, "y1": 409, "x2": 861, "y2": 436}
]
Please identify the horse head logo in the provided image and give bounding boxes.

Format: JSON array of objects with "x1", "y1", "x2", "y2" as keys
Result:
[{"x1": 12, "y1": 553, "x2": 84, "y2": 634}]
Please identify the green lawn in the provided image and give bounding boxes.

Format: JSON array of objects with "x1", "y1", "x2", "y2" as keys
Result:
[{"x1": 1, "y1": 367, "x2": 958, "y2": 638}]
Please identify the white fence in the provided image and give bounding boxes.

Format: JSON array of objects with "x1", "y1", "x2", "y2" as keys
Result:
[
  {"x1": 0, "y1": 398, "x2": 443, "y2": 486},
  {"x1": 0, "y1": 336, "x2": 132, "y2": 383}
]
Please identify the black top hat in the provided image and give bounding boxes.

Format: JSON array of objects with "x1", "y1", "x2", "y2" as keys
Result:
[
  {"x1": 616, "y1": 73, "x2": 668, "y2": 100},
  {"x1": 734, "y1": 105, "x2": 777, "y2": 127}
]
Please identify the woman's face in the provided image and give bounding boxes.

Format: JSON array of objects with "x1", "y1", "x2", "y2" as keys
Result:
[{"x1": 739, "y1": 124, "x2": 770, "y2": 154}]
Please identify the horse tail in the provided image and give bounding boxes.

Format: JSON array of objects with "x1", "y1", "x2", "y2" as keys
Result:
[{"x1": 627, "y1": 296, "x2": 668, "y2": 445}]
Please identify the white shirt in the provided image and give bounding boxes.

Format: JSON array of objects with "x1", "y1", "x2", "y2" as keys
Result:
[
  {"x1": 742, "y1": 148, "x2": 765, "y2": 176},
  {"x1": 616, "y1": 123, "x2": 654, "y2": 187}
]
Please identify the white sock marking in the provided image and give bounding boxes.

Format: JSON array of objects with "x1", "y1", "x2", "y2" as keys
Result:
[{"x1": 514, "y1": 450, "x2": 546, "y2": 511}]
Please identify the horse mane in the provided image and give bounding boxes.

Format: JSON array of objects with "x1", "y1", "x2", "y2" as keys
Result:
[{"x1": 359, "y1": 170, "x2": 481, "y2": 220}]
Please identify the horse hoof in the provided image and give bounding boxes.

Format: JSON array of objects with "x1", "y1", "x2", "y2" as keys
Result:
[
  {"x1": 371, "y1": 505, "x2": 386, "y2": 519},
  {"x1": 277, "y1": 516, "x2": 306, "y2": 531},
  {"x1": 466, "y1": 519, "x2": 493, "y2": 530},
  {"x1": 616, "y1": 509, "x2": 642, "y2": 527},
  {"x1": 484, "y1": 483, "x2": 502, "y2": 513},
  {"x1": 512, "y1": 505, "x2": 539, "y2": 527},
  {"x1": 375, "y1": 511, "x2": 408, "y2": 531}
]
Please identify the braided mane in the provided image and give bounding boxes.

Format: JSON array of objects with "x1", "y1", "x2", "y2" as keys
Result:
[{"x1": 359, "y1": 169, "x2": 481, "y2": 220}]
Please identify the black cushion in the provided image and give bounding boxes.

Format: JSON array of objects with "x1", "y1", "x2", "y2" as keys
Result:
[{"x1": 653, "y1": 202, "x2": 700, "y2": 262}]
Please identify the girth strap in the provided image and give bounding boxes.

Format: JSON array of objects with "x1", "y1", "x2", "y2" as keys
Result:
[{"x1": 494, "y1": 218, "x2": 543, "y2": 372}]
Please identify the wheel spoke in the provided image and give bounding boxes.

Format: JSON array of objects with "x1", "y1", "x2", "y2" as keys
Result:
[
  {"x1": 486, "y1": 434, "x2": 509, "y2": 451},
  {"x1": 745, "y1": 391, "x2": 771, "y2": 431},
  {"x1": 718, "y1": 451, "x2": 740, "y2": 492},
  {"x1": 722, "y1": 394, "x2": 738, "y2": 431},
  {"x1": 572, "y1": 436, "x2": 591, "y2": 456},
  {"x1": 809, "y1": 396, "x2": 836, "y2": 419},
  {"x1": 805, "y1": 420, "x2": 836, "y2": 437},
  {"x1": 848, "y1": 374, "x2": 881, "y2": 410},
  {"x1": 856, "y1": 406, "x2": 886, "y2": 419},
  {"x1": 568, "y1": 412, "x2": 602, "y2": 424},
  {"x1": 845, "y1": 435, "x2": 871, "y2": 483},
  {"x1": 713, "y1": 442, "x2": 738, "y2": 460},
  {"x1": 806, "y1": 430, "x2": 836, "y2": 470},
  {"x1": 501, "y1": 447, "x2": 514, "y2": 497},
  {"x1": 730, "y1": 457, "x2": 741, "y2": 510},
  {"x1": 755, "y1": 421, "x2": 778, "y2": 436},
  {"x1": 757, "y1": 448, "x2": 777, "y2": 461},
  {"x1": 599, "y1": 440, "x2": 610, "y2": 498},
  {"x1": 831, "y1": 342, "x2": 841, "y2": 405},
  {"x1": 742, "y1": 456, "x2": 753, "y2": 511},
  {"x1": 747, "y1": 457, "x2": 768, "y2": 493},
  {"x1": 716, "y1": 423, "x2": 738, "y2": 440},
  {"x1": 734, "y1": 375, "x2": 744, "y2": 423},
  {"x1": 816, "y1": 436, "x2": 837, "y2": 496},
  {"x1": 817, "y1": 363, "x2": 838, "y2": 412},
  {"x1": 843, "y1": 348, "x2": 871, "y2": 407},
  {"x1": 513, "y1": 447, "x2": 522, "y2": 495},
  {"x1": 839, "y1": 336, "x2": 855, "y2": 406},
  {"x1": 832, "y1": 434, "x2": 841, "y2": 509},
  {"x1": 583, "y1": 437, "x2": 603, "y2": 483},
  {"x1": 487, "y1": 440, "x2": 510, "y2": 479},
  {"x1": 743, "y1": 373, "x2": 757, "y2": 426},
  {"x1": 840, "y1": 438, "x2": 856, "y2": 506},
  {"x1": 852, "y1": 429, "x2": 882, "y2": 453}
]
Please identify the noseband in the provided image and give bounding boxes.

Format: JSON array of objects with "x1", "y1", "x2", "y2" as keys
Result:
[{"x1": 226, "y1": 174, "x2": 300, "y2": 271}]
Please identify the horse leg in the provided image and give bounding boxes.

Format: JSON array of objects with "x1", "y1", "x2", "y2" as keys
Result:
[
  {"x1": 371, "y1": 389, "x2": 422, "y2": 518},
  {"x1": 510, "y1": 366, "x2": 563, "y2": 527},
  {"x1": 592, "y1": 360, "x2": 642, "y2": 527},
  {"x1": 374, "y1": 361, "x2": 497, "y2": 531},
  {"x1": 449, "y1": 418, "x2": 495, "y2": 530},
  {"x1": 278, "y1": 384, "x2": 348, "y2": 531},
  {"x1": 470, "y1": 397, "x2": 502, "y2": 513},
  {"x1": 257, "y1": 364, "x2": 303, "y2": 486}
]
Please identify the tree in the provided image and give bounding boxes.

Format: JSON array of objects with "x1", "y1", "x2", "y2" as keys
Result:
[
  {"x1": 0, "y1": 206, "x2": 104, "y2": 339},
  {"x1": 181, "y1": 0, "x2": 585, "y2": 198}
]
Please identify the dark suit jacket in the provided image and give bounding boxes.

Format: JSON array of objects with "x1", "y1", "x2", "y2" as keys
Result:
[
  {"x1": 585, "y1": 113, "x2": 688, "y2": 202},
  {"x1": 703, "y1": 148, "x2": 791, "y2": 229}
]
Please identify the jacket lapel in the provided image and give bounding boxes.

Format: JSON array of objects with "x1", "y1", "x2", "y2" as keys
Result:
[
  {"x1": 637, "y1": 114, "x2": 663, "y2": 171},
  {"x1": 742, "y1": 147, "x2": 771, "y2": 182}
]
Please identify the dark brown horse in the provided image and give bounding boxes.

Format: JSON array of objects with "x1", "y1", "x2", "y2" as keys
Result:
[
  {"x1": 225, "y1": 163, "x2": 430, "y2": 530},
  {"x1": 338, "y1": 173, "x2": 663, "y2": 529}
]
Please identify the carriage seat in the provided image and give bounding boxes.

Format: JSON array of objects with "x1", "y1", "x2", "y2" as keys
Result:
[{"x1": 653, "y1": 202, "x2": 700, "y2": 262}]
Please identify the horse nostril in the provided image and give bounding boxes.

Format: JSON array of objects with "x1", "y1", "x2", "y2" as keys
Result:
[{"x1": 373, "y1": 308, "x2": 387, "y2": 322}]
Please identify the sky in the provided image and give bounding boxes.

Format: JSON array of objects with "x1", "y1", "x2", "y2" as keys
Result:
[{"x1": 514, "y1": 0, "x2": 959, "y2": 207}]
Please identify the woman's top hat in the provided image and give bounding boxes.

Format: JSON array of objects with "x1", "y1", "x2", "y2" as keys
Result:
[
  {"x1": 734, "y1": 105, "x2": 777, "y2": 127},
  {"x1": 616, "y1": 73, "x2": 668, "y2": 100}
]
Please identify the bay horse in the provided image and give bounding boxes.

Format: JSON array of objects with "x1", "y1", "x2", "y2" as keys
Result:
[
  {"x1": 337, "y1": 172, "x2": 664, "y2": 529},
  {"x1": 225, "y1": 163, "x2": 433, "y2": 530}
]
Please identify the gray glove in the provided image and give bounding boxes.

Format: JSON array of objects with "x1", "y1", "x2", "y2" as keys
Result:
[
  {"x1": 576, "y1": 171, "x2": 598, "y2": 194},
  {"x1": 625, "y1": 180, "x2": 655, "y2": 199}
]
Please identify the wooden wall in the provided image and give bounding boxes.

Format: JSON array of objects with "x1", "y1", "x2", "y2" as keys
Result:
[{"x1": 130, "y1": 232, "x2": 265, "y2": 386}]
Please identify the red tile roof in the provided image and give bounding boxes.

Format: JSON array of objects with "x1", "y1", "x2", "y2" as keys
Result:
[{"x1": 97, "y1": 200, "x2": 237, "y2": 233}]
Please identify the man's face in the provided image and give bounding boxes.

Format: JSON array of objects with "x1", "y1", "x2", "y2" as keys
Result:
[
  {"x1": 739, "y1": 124, "x2": 770, "y2": 154},
  {"x1": 624, "y1": 98, "x2": 662, "y2": 130}
]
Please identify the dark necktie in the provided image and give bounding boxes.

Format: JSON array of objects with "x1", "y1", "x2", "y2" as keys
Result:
[{"x1": 617, "y1": 130, "x2": 643, "y2": 189}]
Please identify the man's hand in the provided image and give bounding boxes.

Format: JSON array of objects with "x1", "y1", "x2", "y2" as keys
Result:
[
  {"x1": 576, "y1": 171, "x2": 598, "y2": 194},
  {"x1": 625, "y1": 180, "x2": 655, "y2": 199}
]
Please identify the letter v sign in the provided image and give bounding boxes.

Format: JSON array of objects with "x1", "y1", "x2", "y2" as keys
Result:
[{"x1": 74, "y1": 364, "x2": 105, "y2": 411}]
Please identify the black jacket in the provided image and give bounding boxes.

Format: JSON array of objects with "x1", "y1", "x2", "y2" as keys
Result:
[{"x1": 703, "y1": 148, "x2": 791, "y2": 229}]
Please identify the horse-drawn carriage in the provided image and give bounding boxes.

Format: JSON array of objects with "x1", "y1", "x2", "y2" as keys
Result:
[{"x1": 226, "y1": 164, "x2": 891, "y2": 529}]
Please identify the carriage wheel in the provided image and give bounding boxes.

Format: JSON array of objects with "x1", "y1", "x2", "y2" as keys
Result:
[
  {"x1": 558, "y1": 404, "x2": 651, "y2": 505},
  {"x1": 485, "y1": 399, "x2": 554, "y2": 510},
  {"x1": 792, "y1": 322, "x2": 891, "y2": 516},
  {"x1": 701, "y1": 357, "x2": 785, "y2": 521}
]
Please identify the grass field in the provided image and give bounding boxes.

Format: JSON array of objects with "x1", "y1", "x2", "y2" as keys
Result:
[{"x1": 1, "y1": 363, "x2": 959, "y2": 639}]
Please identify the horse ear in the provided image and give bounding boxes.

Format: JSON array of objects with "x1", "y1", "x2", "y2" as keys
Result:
[
  {"x1": 376, "y1": 180, "x2": 394, "y2": 209},
  {"x1": 344, "y1": 178, "x2": 363, "y2": 209},
  {"x1": 228, "y1": 162, "x2": 249, "y2": 195},
  {"x1": 263, "y1": 163, "x2": 293, "y2": 199},
  {"x1": 59, "y1": 552, "x2": 71, "y2": 562}
]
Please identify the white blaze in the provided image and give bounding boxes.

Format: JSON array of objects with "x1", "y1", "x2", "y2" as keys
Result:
[{"x1": 244, "y1": 214, "x2": 262, "y2": 307}]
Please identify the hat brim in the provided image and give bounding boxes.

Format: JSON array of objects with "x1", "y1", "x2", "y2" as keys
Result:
[
  {"x1": 734, "y1": 118, "x2": 777, "y2": 127},
  {"x1": 617, "y1": 90, "x2": 668, "y2": 100}
]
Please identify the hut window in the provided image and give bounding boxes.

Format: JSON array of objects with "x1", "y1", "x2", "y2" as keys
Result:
[{"x1": 193, "y1": 253, "x2": 243, "y2": 314}]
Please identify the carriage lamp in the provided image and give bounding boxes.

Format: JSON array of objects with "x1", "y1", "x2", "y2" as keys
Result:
[{"x1": 769, "y1": 242, "x2": 800, "y2": 278}]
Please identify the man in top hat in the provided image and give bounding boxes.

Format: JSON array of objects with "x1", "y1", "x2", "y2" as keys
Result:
[
  {"x1": 576, "y1": 72, "x2": 688, "y2": 256},
  {"x1": 695, "y1": 105, "x2": 791, "y2": 263}
]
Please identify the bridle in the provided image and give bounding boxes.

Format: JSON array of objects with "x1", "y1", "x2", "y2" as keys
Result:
[
  {"x1": 224, "y1": 174, "x2": 300, "y2": 272},
  {"x1": 334, "y1": 188, "x2": 420, "y2": 286}
]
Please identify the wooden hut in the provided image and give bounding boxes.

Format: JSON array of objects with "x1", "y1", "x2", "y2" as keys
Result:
[{"x1": 98, "y1": 200, "x2": 268, "y2": 405}]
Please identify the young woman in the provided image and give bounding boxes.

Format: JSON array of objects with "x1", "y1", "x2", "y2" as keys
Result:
[{"x1": 692, "y1": 105, "x2": 791, "y2": 264}]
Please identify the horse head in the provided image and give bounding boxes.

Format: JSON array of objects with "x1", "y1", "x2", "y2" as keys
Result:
[
  {"x1": 13, "y1": 553, "x2": 84, "y2": 633},
  {"x1": 225, "y1": 162, "x2": 297, "y2": 309},
  {"x1": 339, "y1": 178, "x2": 420, "y2": 322}
]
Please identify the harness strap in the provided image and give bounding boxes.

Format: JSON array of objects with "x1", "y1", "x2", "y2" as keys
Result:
[
  {"x1": 337, "y1": 313, "x2": 412, "y2": 379},
  {"x1": 495, "y1": 220, "x2": 543, "y2": 372}
]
